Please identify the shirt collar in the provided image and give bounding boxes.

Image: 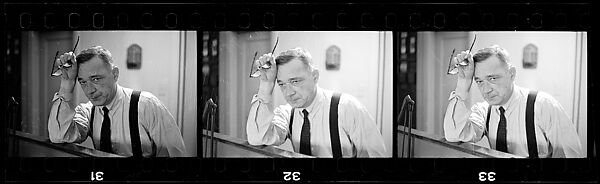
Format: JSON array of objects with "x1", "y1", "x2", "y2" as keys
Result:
[
  {"x1": 100, "y1": 84, "x2": 124, "y2": 111},
  {"x1": 299, "y1": 86, "x2": 323, "y2": 116},
  {"x1": 499, "y1": 84, "x2": 523, "y2": 112}
]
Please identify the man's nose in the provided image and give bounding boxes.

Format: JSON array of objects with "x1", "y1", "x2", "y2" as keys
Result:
[
  {"x1": 283, "y1": 85, "x2": 296, "y2": 97},
  {"x1": 480, "y1": 81, "x2": 493, "y2": 94}
]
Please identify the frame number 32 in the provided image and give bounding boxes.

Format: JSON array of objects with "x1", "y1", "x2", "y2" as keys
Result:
[{"x1": 283, "y1": 171, "x2": 301, "y2": 181}]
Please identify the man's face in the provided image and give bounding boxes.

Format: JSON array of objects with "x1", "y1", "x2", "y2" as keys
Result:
[
  {"x1": 77, "y1": 56, "x2": 119, "y2": 106},
  {"x1": 473, "y1": 56, "x2": 515, "y2": 106},
  {"x1": 276, "y1": 59, "x2": 318, "y2": 108}
]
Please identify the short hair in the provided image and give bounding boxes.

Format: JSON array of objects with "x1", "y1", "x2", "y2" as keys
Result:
[
  {"x1": 76, "y1": 46, "x2": 114, "y2": 65},
  {"x1": 473, "y1": 45, "x2": 511, "y2": 67},
  {"x1": 275, "y1": 47, "x2": 315, "y2": 71}
]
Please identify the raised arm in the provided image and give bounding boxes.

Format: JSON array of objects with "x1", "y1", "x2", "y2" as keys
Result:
[
  {"x1": 47, "y1": 52, "x2": 90, "y2": 144},
  {"x1": 443, "y1": 50, "x2": 486, "y2": 143},
  {"x1": 246, "y1": 53, "x2": 289, "y2": 146}
]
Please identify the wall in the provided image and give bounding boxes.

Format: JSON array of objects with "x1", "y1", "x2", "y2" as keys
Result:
[
  {"x1": 469, "y1": 32, "x2": 587, "y2": 156},
  {"x1": 181, "y1": 31, "x2": 198, "y2": 157},
  {"x1": 218, "y1": 31, "x2": 393, "y2": 156},
  {"x1": 74, "y1": 31, "x2": 180, "y2": 119},
  {"x1": 271, "y1": 31, "x2": 381, "y2": 120},
  {"x1": 417, "y1": 32, "x2": 587, "y2": 156},
  {"x1": 29, "y1": 31, "x2": 198, "y2": 156},
  {"x1": 417, "y1": 32, "x2": 471, "y2": 137},
  {"x1": 380, "y1": 32, "x2": 394, "y2": 157},
  {"x1": 218, "y1": 32, "x2": 269, "y2": 140},
  {"x1": 20, "y1": 32, "x2": 73, "y2": 138},
  {"x1": 575, "y1": 32, "x2": 587, "y2": 157},
  {"x1": 468, "y1": 32, "x2": 578, "y2": 117}
]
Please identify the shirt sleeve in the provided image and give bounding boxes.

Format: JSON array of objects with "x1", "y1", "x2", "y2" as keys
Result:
[
  {"x1": 47, "y1": 92, "x2": 92, "y2": 144},
  {"x1": 443, "y1": 91, "x2": 487, "y2": 143},
  {"x1": 246, "y1": 94, "x2": 290, "y2": 146},
  {"x1": 340, "y1": 94, "x2": 387, "y2": 158},
  {"x1": 139, "y1": 92, "x2": 187, "y2": 157},
  {"x1": 536, "y1": 92, "x2": 583, "y2": 158}
]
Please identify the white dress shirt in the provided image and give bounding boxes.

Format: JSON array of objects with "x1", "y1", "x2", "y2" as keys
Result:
[
  {"x1": 444, "y1": 85, "x2": 583, "y2": 158},
  {"x1": 247, "y1": 87, "x2": 387, "y2": 157},
  {"x1": 48, "y1": 85, "x2": 186, "y2": 157}
]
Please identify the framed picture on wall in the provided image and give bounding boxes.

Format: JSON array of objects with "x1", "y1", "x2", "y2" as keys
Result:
[
  {"x1": 522, "y1": 43, "x2": 538, "y2": 69},
  {"x1": 127, "y1": 44, "x2": 142, "y2": 69},
  {"x1": 326, "y1": 45, "x2": 341, "y2": 70}
]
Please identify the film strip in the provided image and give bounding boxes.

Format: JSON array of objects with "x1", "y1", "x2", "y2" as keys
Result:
[
  {"x1": 3, "y1": 3, "x2": 591, "y2": 30},
  {"x1": 1, "y1": 2, "x2": 595, "y2": 183}
]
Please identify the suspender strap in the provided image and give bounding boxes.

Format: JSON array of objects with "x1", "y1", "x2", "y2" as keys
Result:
[
  {"x1": 330, "y1": 93, "x2": 342, "y2": 158},
  {"x1": 129, "y1": 91, "x2": 143, "y2": 158},
  {"x1": 287, "y1": 93, "x2": 343, "y2": 158},
  {"x1": 526, "y1": 91, "x2": 539, "y2": 158},
  {"x1": 88, "y1": 91, "x2": 143, "y2": 157},
  {"x1": 484, "y1": 91, "x2": 539, "y2": 158},
  {"x1": 484, "y1": 105, "x2": 491, "y2": 138},
  {"x1": 288, "y1": 107, "x2": 296, "y2": 139},
  {"x1": 90, "y1": 106, "x2": 96, "y2": 149}
]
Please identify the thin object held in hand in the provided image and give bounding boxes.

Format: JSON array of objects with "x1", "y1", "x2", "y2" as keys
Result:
[
  {"x1": 250, "y1": 36, "x2": 279, "y2": 78},
  {"x1": 259, "y1": 36, "x2": 279, "y2": 69},
  {"x1": 62, "y1": 36, "x2": 80, "y2": 68},
  {"x1": 50, "y1": 51, "x2": 61, "y2": 77},
  {"x1": 249, "y1": 51, "x2": 259, "y2": 78},
  {"x1": 51, "y1": 36, "x2": 80, "y2": 76},
  {"x1": 456, "y1": 34, "x2": 477, "y2": 66},
  {"x1": 447, "y1": 34, "x2": 477, "y2": 75},
  {"x1": 446, "y1": 49, "x2": 458, "y2": 75}
]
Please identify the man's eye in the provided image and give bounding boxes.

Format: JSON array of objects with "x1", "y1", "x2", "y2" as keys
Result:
[
  {"x1": 489, "y1": 77, "x2": 497, "y2": 81},
  {"x1": 475, "y1": 80, "x2": 483, "y2": 84},
  {"x1": 277, "y1": 83, "x2": 284, "y2": 86},
  {"x1": 291, "y1": 80, "x2": 299, "y2": 84},
  {"x1": 92, "y1": 78, "x2": 100, "y2": 82}
]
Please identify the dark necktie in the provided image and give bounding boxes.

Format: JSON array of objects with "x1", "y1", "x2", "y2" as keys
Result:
[
  {"x1": 100, "y1": 107, "x2": 113, "y2": 153},
  {"x1": 496, "y1": 107, "x2": 508, "y2": 152},
  {"x1": 300, "y1": 109, "x2": 311, "y2": 155}
]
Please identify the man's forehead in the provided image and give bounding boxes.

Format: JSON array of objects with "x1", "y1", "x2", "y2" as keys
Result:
[
  {"x1": 78, "y1": 58, "x2": 110, "y2": 78},
  {"x1": 474, "y1": 67, "x2": 501, "y2": 78},
  {"x1": 277, "y1": 71, "x2": 305, "y2": 82},
  {"x1": 277, "y1": 59, "x2": 309, "y2": 79},
  {"x1": 475, "y1": 57, "x2": 506, "y2": 74}
]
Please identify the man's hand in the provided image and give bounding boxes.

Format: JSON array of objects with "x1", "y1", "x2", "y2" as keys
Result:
[
  {"x1": 56, "y1": 52, "x2": 79, "y2": 94},
  {"x1": 255, "y1": 53, "x2": 277, "y2": 96},
  {"x1": 454, "y1": 50, "x2": 474, "y2": 80},
  {"x1": 453, "y1": 50, "x2": 474, "y2": 97}
]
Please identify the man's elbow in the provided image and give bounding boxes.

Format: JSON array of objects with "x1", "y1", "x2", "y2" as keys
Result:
[
  {"x1": 48, "y1": 133, "x2": 65, "y2": 143},
  {"x1": 443, "y1": 130, "x2": 461, "y2": 142},
  {"x1": 246, "y1": 133, "x2": 279, "y2": 146},
  {"x1": 246, "y1": 135, "x2": 264, "y2": 146},
  {"x1": 442, "y1": 120, "x2": 465, "y2": 142},
  {"x1": 245, "y1": 125, "x2": 269, "y2": 146}
]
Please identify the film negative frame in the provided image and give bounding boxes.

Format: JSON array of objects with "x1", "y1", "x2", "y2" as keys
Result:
[{"x1": 1, "y1": 2, "x2": 595, "y2": 183}]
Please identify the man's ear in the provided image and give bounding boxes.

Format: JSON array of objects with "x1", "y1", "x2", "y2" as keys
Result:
[
  {"x1": 112, "y1": 66, "x2": 119, "y2": 81},
  {"x1": 312, "y1": 68, "x2": 319, "y2": 82},
  {"x1": 508, "y1": 65, "x2": 516, "y2": 80}
]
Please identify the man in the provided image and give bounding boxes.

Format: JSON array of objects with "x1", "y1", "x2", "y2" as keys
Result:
[
  {"x1": 48, "y1": 46, "x2": 186, "y2": 157},
  {"x1": 443, "y1": 45, "x2": 583, "y2": 158},
  {"x1": 246, "y1": 47, "x2": 387, "y2": 158}
]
